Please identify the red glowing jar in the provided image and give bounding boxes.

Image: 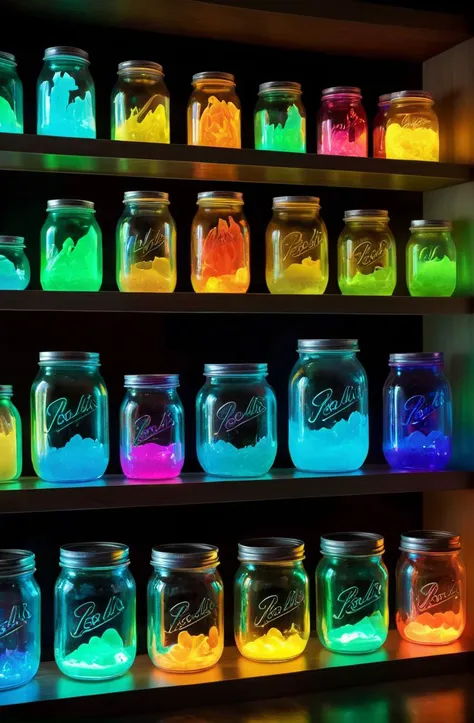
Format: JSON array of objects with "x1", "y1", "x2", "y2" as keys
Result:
[
  {"x1": 373, "y1": 93, "x2": 391, "y2": 159},
  {"x1": 318, "y1": 87, "x2": 368, "y2": 157}
]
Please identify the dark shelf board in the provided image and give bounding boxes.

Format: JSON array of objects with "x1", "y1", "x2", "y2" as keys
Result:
[{"x1": 0, "y1": 135, "x2": 470, "y2": 191}]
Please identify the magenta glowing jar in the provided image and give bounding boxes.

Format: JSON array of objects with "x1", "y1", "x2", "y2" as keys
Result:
[
  {"x1": 318, "y1": 87, "x2": 368, "y2": 157},
  {"x1": 120, "y1": 374, "x2": 184, "y2": 480}
]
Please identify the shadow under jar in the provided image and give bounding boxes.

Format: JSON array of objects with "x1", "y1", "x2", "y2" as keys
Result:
[
  {"x1": 0, "y1": 385, "x2": 22, "y2": 482},
  {"x1": 112, "y1": 60, "x2": 170, "y2": 143},
  {"x1": 0, "y1": 51, "x2": 22, "y2": 133},
  {"x1": 406, "y1": 220, "x2": 456, "y2": 298},
  {"x1": 254, "y1": 81, "x2": 306, "y2": 153},
  {"x1": 318, "y1": 86, "x2": 368, "y2": 157},
  {"x1": 187, "y1": 71, "x2": 241, "y2": 148},
  {"x1": 0, "y1": 235, "x2": 30, "y2": 290}
]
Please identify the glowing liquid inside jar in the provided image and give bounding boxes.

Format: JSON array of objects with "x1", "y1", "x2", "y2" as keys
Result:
[
  {"x1": 0, "y1": 650, "x2": 39, "y2": 690},
  {"x1": 338, "y1": 267, "x2": 395, "y2": 296},
  {"x1": 408, "y1": 256, "x2": 456, "y2": 297},
  {"x1": 384, "y1": 430, "x2": 451, "y2": 471},
  {"x1": 59, "y1": 628, "x2": 134, "y2": 680},
  {"x1": 114, "y1": 102, "x2": 169, "y2": 143},
  {"x1": 38, "y1": 435, "x2": 108, "y2": 482},
  {"x1": 38, "y1": 72, "x2": 95, "y2": 138},
  {"x1": 199, "y1": 436, "x2": 276, "y2": 477},
  {"x1": 385, "y1": 124, "x2": 439, "y2": 161},
  {"x1": 255, "y1": 104, "x2": 305, "y2": 153},
  {"x1": 0, "y1": 422, "x2": 18, "y2": 481},
  {"x1": 121, "y1": 442, "x2": 183, "y2": 480},
  {"x1": 0, "y1": 96, "x2": 21, "y2": 133},
  {"x1": 0, "y1": 255, "x2": 28, "y2": 290},
  {"x1": 192, "y1": 217, "x2": 249, "y2": 294},
  {"x1": 151, "y1": 627, "x2": 221, "y2": 672},
  {"x1": 41, "y1": 228, "x2": 101, "y2": 291},
  {"x1": 267, "y1": 257, "x2": 326, "y2": 295},
  {"x1": 325, "y1": 611, "x2": 387, "y2": 654},
  {"x1": 197, "y1": 96, "x2": 240, "y2": 148},
  {"x1": 119, "y1": 257, "x2": 175, "y2": 293},
  {"x1": 241, "y1": 626, "x2": 307, "y2": 662},
  {"x1": 397, "y1": 611, "x2": 463, "y2": 645}
]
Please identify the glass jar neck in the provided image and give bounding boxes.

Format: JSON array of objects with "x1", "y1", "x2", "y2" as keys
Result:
[
  {"x1": 197, "y1": 202, "x2": 243, "y2": 212},
  {"x1": 0, "y1": 243, "x2": 24, "y2": 252},
  {"x1": 127, "y1": 387, "x2": 178, "y2": 397},
  {"x1": 323, "y1": 554, "x2": 383, "y2": 564},
  {"x1": 298, "y1": 351, "x2": 356, "y2": 361},
  {"x1": 391, "y1": 363, "x2": 443, "y2": 374},
  {"x1": 62, "y1": 563, "x2": 129, "y2": 574},
  {"x1": 0, "y1": 393, "x2": 13, "y2": 401},
  {"x1": 193, "y1": 80, "x2": 235, "y2": 92},
  {"x1": 0, "y1": 59, "x2": 16, "y2": 72},
  {"x1": 48, "y1": 209, "x2": 95, "y2": 218},
  {"x1": 273, "y1": 207, "x2": 320, "y2": 220},
  {"x1": 260, "y1": 91, "x2": 300, "y2": 102},
  {"x1": 392, "y1": 98, "x2": 433, "y2": 109},
  {"x1": 403, "y1": 550, "x2": 459, "y2": 561},
  {"x1": 119, "y1": 71, "x2": 163, "y2": 83},
  {"x1": 346, "y1": 219, "x2": 389, "y2": 229},
  {"x1": 242, "y1": 560, "x2": 304, "y2": 570},
  {"x1": 39, "y1": 362, "x2": 100, "y2": 373},
  {"x1": 323, "y1": 94, "x2": 360, "y2": 106},
  {"x1": 206, "y1": 373, "x2": 267, "y2": 385},
  {"x1": 152, "y1": 565, "x2": 218, "y2": 575},
  {"x1": 125, "y1": 202, "x2": 169, "y2": 214},
  {"x1": 45, "y1": 57, "x2": 89, "y2": 71}
]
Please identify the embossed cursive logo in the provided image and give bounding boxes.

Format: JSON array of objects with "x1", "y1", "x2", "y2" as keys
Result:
[
  {"x1": 71, "y1": 597, "x2": 125, "y2": 638},
  {"x1": 404, "y1": 391, "x2": 444, "y2": 426},
  {"x1": 308, "y1": 386, "x2": 361, "y2": 425},
  {"x1": 352, "y1": 240, "x2": 388, "y2": 267},
  {"x1": 0, "y1": 603, "x2": 31, "y2": 639},
  {"x1": 419, "y1": 245, "x2": 441, "y2": 262},
  {"x1": 418, "y1": 581, "x2": 459, "y2": 612},
  {"x1": 254, "y1": 591, "x2": 304, "y2": 628},
  {"x1": 333, "y1": 582, "x2": 382, "y2": 620},
  {"x1": 130, "y1": 229, "x2": 167, "y2": 257},
  {"x1": 166, "y1": 598, "x2": 216, "y2": 634},
  {"x1": 216, "y1": 397, "x2": 266, "y2": 435},
  {"x1": 134, "y1": 413, "x2": 175, "y2": 446},
  {"x1": 332, "y1": 109, "x2": 364, "y2": 134},
  {"x1": 400, "y1": 114, "x2": 431, "y2": 130},
  {"x1": 281, "y1": 229, "x2": 322, "y2": 262},
  {"x1": 46, "y1": 395, "x2": 97, "y2": 434},
  {"x1": 0, "y1": 416, "x2": 13, "y2": 435}
]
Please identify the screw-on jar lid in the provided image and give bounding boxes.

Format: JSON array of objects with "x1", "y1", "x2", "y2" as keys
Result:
[
  {"x1": 391, "y1": 90, "x2": 433, "y2": 101},
  {"x1": 124, "y1": 374, "x2": 179, "y2": 388},
  {"x1": 118, "y1": 60, "x2": 164, "y2": 75},
  {"x1": 123, "y1": 191, "x2": 169, "y2": 204},
  {"x1": 321, "y1": 532, "x2": 384, "y2": 556},
  {"x1": 60, "y1": 542, "x2": 130, "y2": 568},
  {"x1": 298, "y1": 339, "x2": 359, "y2": 352},
  {"x1": 0, "y1": 235, "x2": 25, "y2": 248},
  {"x1": 400, "y1": 531, "x2": 461, "y2": 553},
  {"x1": 47, "y1": 199, "x2": 94, "y2": 211},
  {"x1": 39, "y1": 351, "x2": 100, "y2": 364},
  {"x1": 238, "y1": 537, "x2": 305, "y2": 563},
  {"x1": 151, "y1": 543, "x2": 219, "y2": 570},
  {"x1": 389, "y1": 352, "x2": 443, "y2": 366},
  {"x1": 197, "y1": 191, "x2": 244, "y2": 205},
  {"x1": 344, "y1": 210, "x2": 389, "y2": 221},
  {"x1": 204, "y1": 363, "x2": 267, "y2": 376},
  {"x1": 0, "y1": 550, "x2": 35, "y2": 577},
  {"x1": 0, "y1": 384, "x2": 13, "y2": 396},
  {"x1": 258, "y1": 81, "x2": 302, "y2": 95},
  {"x1": 273, "y1": 196, "x2": 320, "y2": 207},
  {"x1": 410, "y1": 220, "x2": 452, "y2": 231},
  {"x1": 44, "y1": 46, "x2": 89, "y2": 62},
  {"x1": 0, "y1": 51, "x2": 16, "y2": 64},
  {"x1": 192, "y1": 71, "x2": 235, "y2": 84},
  {"x1": 322, "y1": 86, "x2": 361, "y2": 97}
]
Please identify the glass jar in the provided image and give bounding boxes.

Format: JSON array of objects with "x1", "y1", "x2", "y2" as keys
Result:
[
  {"x1": 316, "y1": 533, "x2": 388, "y2": 654},
  {"x1": 120, "y1": 374, "x2": 184, "y2": 479},
  {"x1": 0, "y1": 51, "x2": 22, "y2": 133},
  {"x1": 234, "y1": 538, "x2": 310, "y2": 662},
  {"x1": 338, "y1": 210, "x2": 397, "y2": 296},
  {"x1": 148, "y1": 544, "x2": 224, "y2": 672},
  {"x1": 112, "y1": 60, "x2": 170, "y2": 143},
  {"x1": 0, "y1": 550, "x2": 40, "y2": 690},
  {"x1": 41, "y1": 199, "x2": 102, "y2": 291},
  {"x1": 407, "y1": 220, "x2": 456, "y2": 298},
  {"x1": 396, "y1": 531, "x2": 465, "y2": 645},
  {"x1": 265, "y1": 196, "x2": 328, "y2": 295},
  {"x1": 191, "y1": 191, "x2": 250, "y2": 293},
  {"x1": 255, "y1": 82, "x2": 306, "y2": 153},
  {"x1": 383, "y1": 352, "x2": 452, "y2": 471},
  {"x1": 289, "y1": 339, "x2": 369, "y2": 472},
  {"x1": 0, "y1": 385, "x2": 22, "y2": 482},
  {"x1": 318, "y1": 86, "x2": 368, "y2": 157},
  {"x1": 37, "y1": 46, "x2": 95, "y2": 138},
  {"x1": 188, "y1": 72, "x2": 241, "y2": 148},
  {"x1": 373, "y1": 93, "x2": 391, "y2": 159},
  {"x1": 31, "y1": 351, "x2": 109, "y2": 482},
  {"x1": 196, "y1": 363, "x2": 277, "y2": 477},
  {"x1": 54, "y1": 543, "x2": 136, "y2": 680},
  {"x1": 116, "y1": 191, "x2": 176, "y2": 293},
  {"x1": 385, "y1": 91, "x2": 439, "y2": 162},
  {"x1": 0, "y1": 235, "x2": 30, "y2": 290}
]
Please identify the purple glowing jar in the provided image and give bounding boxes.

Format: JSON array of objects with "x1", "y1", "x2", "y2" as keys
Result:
[
  {"x1": 120, "y1": 374, "x2": 184, "y2": 479},
  {"x1": 383, "y1": 353, "x2": 452, "y2": 471}
]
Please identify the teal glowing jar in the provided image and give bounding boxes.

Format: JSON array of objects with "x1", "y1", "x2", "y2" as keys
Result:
[
  {"x1": 54, "y1": 543, "x2": 136, "y2": 680},
  {"x1": 0, "y1": 385, "x2": 22, "y2": 482},
  {"x1": 0, "y1": 236, "x2": 29, "y2": 290},
  {"x1": 289, "y1": 339, "x2": 369, "y2": 472},
  {"x1": 316, "y1": 533, "x2": 388, "y2": 654},
  {"x1": 37, "y1": 46, "x2": 96, "y2": 138},
  {"x1": 255, "y1": 82, "x2": 306, "y2": 153},
  {"x1": 0, "y1": 51, "x2": 22, "y2": 133}
]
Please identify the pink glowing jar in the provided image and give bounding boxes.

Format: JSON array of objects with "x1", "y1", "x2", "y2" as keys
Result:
[
  {"x1": 318, "y1": 86, "x2": 368, "y2": 157},
  {"x1": 120, "y1": 374, "x2": 184, "y2": 479},
  {"x1": 373, "y1": 93, "x2": 392, "y2": 159}
]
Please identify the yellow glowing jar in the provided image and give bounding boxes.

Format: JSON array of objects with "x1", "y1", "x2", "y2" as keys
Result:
[
  {"x1": 188, "y1": 72, "x2": 241, "y2": 148},
  {"x1": 112, "y1": 60, "x2": 170, "y2": 143},
  {"x1": 385, "y1": 91, "x2": 439, "y2": 162},
  {"x1": 0, "y1": 384, "x2": 22, "y2": 481}
]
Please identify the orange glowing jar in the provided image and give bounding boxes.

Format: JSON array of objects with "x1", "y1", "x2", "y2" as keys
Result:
[
  {"x1": 191, "y1": 191, "x2": 250, "y2": 293},
  {"x1": 396, "y1": 531, "x2": 465, "y2": 645},
  {"x1": 187, "y1": 72, "x2": 241, "y2": 148}
]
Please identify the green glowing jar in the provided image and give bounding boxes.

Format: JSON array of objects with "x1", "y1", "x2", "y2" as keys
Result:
[
  {"x1": 54, "y1": 543, "x2": 136, "y2": 680},
  {"x1": 0, "y1": 51, "x2": 22, "y2": 133},
  {"x1": 407, "y1": 220, "x2": 456, "y2": 297},
  {"x1": 40, "y1": 199, "x2": 102, "y2": 291},
  {"x1": 316, "y1": 533, "x2": 388, "y2": 654},
  {"x1": 255, "y1": 82, "x2": 306, "y2": 153}
]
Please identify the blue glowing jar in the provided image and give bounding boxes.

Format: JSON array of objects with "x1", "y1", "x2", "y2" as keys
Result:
[
  {"x1": 0, "y1": 550, "x2": 40, "y2": 690},
  {"x1": 289, "y1": 339, "x2": 369, "y2": 472},
  {"x1": 383, "y1": 352, "x2": 452, "y2": 470},
  {"x1": 196, "y1": 363, "x2": 277, "y2": 477}
]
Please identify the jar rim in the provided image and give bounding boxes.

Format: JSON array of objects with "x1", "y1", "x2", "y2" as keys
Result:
[
  {"x1": 391, "y1": 90, "x2": 433, "y2": 102},
  {"x1": 151, "y1": 543, "x2": 219, "y2": 570},
  {"x1": 400, "y1": 530, "x2": 461, "y2": 553},
  {"x1": 0, "y1": 51, "x2": 16, "y2": 65},
  {"x1": 204, "y1": 363, "x2": 267, "y2": 376},
  {"x1": 322, "y1": 86, "x2": 361, "y2": 98},
  {"x1": 0, "y1": 384, "x2": 13, "y2": 397},
  {"x1": 273, "y1": 196, "x2": 320, "y2": 208},
  {"x1": 0, "y1": 235, "x2": 25, "y2": 248},
  {"x1": 258, "y1": 81, "x2": 302, "y2": 95},
  {"x1": 124, "y1": 191, "x2": 169, "y2": 204},
  {"x1": 44, "y1": 46, "x2": 89, "y2": 62},
  {"x1": 410, "y1": 220, "x2": 452, "y2": 231},
  {"x1": 197, "y1": 191, "x2": 243, "y2": 205},
  {"x1": 39, "y1": 351, "x2": 100, "y2": 364},
  {"x1": 118, "y1": 60, "x2": 164, "y2": 76},
  {"x1": 47, "y1": 199, "x2": 95, "y2": 211},
  {"x1": 192, "y1": 71, "x2": 235, "y2": 85},
  {"x1": 238, "y1": 537, "x2": 305, "y2": 563},
  {"x1": 321, "y1": 532, "x2": 384, "y2": 556},
  {"x1": 298, "y1": 339, "x2": 359, "y2": 353},
  {"x1": 60, "y1": 542, "x2": 130, "y2": 568},
  {"x1": 378, "y1": 93, "x2": 392, "y2": 105},
  {"x1": 344, "y1": 210, "x2": 389, "y2": 222},
  {"x1": 0, "y1": 549, "x2": 35, "y2": 577},
  {"x1": 124, "y1": 374, "x2": 179, "y2": 389},
  {"x1": 389, "y1": 352, "x2": 443, "y2": 366}
]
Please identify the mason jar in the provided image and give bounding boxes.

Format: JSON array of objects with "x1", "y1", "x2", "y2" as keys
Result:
[
  {"x1": 191, "y1": 191, "x2": 250, "y2": 293},
  {"x1": 407, "y1": 220, "x2": 456, "y2": 298},
  {"x1": 196, "y1": 363, "x2": 277, "y2": 477},
  {"x1": 316, "y1": 533, "x2": 388, "y2": 654},
  {"x1": 120, "y1": 374, "x2": 184, "y2": 480},
  {"x1": 116, "y1": 191, "x2": 176, "y2": 293},
  {"x1": 31, "y1": 351, "x2": 109, "y2": 482},
  {"x1": 396, "y1": 531, "x2": 465, "y2": 645},
  {"x1": 112, "y1": 60, "x2": 170, "y2": 143},
  {"x1": 265, "y1": 196, "x2": 328, "y2": 295},
  {"x1": 0, "y1": 51, "x2": 22, "y2": 133},
  {"x1": 0, "y1": 236, "x2": 30, "y2": 290},
  {"x1": 338, "y1": 210, "x2": 397, "y2": 296},
  {"x1": 255, "y1": 82, "x2": 306, "y2": 153},
  {"x1": 373, "y1": 93, "x2": 391, "y2": 159},
  {"x1": 41, "y1": 199, "x2": 102, "y2": 292},
  {"x1": 385, "y1": 91, "x2": 439, "y2": 162},
  {"x1": 234, "y1": 538, "x2": 310, "y2": 662},
  {"x1": 289, "y1": 339, "x2": 369, "y2": 472},
  {"x1": 37, "y1": 46, "x2": 96, "y2": 138},
  {"x1": 318, "y1": 86, "x2": 368, "y2": 157},
  {"x1": 187, "y1": 71, "x2": 241, "y2": 148},
  {"x1": 0, "y1": 385, "x2": 22, "y2": 482},
  {"x1": 54, "y1": 543, "x2": 136, "y2": 680},
  {"x1": 383, "y1": 352, "x2": 452, "y2": 471},
  {"x1": 148, "y1": 544, "x2": 224, "y2": 673},
  {"x1": 0, "y1": 550, "x2": 40, "y2": 690}
]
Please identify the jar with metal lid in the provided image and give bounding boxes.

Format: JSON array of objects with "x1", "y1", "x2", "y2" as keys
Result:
[
  {"x1": 407, "y1": 220, "x2": 456, "y2": 298},
  {"x1": 37, "y1": 46, "x2": 95, "y2": 138},
  {"x1": 289, "y1": 340, "x2": 369, "y2": 473},
  {"x1": 338, "y1": 210, "x2": 397, "y2": 296},
  {"x1": 385, "y1": 91, "x2": 439, "y2": 162},
  {"x1": 112, "y1": 60, "x2": 170, "y2": 143},
  {"x1": 196, "y1": 363, "x2": 277, "y2": 477},
  {"x1": 265, "y1": 196, "x2": 328, "y2": 295},
  {"x1": 41, "y1": 199, "x2": 102, "y2": 291},
  {"x1": 188, "y1": 71, "x2": 241, "y2": 148},
  {"x1": 116, "y1": 191, "x2": 176, "y2": 293},
  {"x1": 54, "y1": 543, "x2": 136, "y2": 680},
  {"x1": 316, "y1": 533, "x2": 388, "y2": 654},
  {"x1": 383, "y1": 352, "x2": 452, "y2": 471},
  {"x1": 234, "y1": 538, "x2": 310, "y2": 662},
  {"x1": 0, "y1": 550, "x2": 40, "y2": 690},
  {"x1": 0, "y1": 236, "x2": 30, "y2": 290},
  {"x1": 120, "y1": 374, "x2": 184, "y2": 479},
  {"x1": 396, "y1": 531, "x2": 465, "y2": 645},
  {"x1": 0, "y1": 51, "x2": 22, "y2": 133},
  {"x1": 255, "y1": 82, "x2": 306, "y2": 153},
  {"x1": 148, "y1": 544, "x2": 224, "y2": 672},
  {"x1": 31, "y1": 351, "x2": 109, "y2": 482},
  {"x1": 318, "y1": 86, "x2": 368, "y2": 157},
  {"x1": 373, "y1": 93, "x2": 391, "y2": 159},
  {"x1": 0, "y1": 385, "x2": 22, "y2": 482},
  {"x1": 191, "y1": 191, "x2": 250, "y2": 293}
]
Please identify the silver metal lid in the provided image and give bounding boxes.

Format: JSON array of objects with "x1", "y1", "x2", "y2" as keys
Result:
[
  {"x1": 192, "y1": 71, "x2": 235, "y2": 84},
  {"x1": 389, "y1": 352, "x2": 443, "y2": 366},
  {"x1": 322, "y1": 86, "x2": 361, "y2": 97},
  {"x1": 39, "y1": 351, "x2": 100, "y2": 364},
  {"x1": 378, "y1": 93, "x2": 392, "y2": 104},
  {"x1": 0, "y1": 385, "x2": 13, "y2": 396},
  {"x1": 258, "y1": 81, "x2": 301, "y2": 95},
  {"x1": 118, "y1": 60, "x2": 163, "y2": 75},
  {"x1": 0, "y1": 550, "x2": 35, "y2": 577},
  {"x1": 344, "y1": 210, "x2": 389, "y2": 221},
  {"x1": 238, "y1": 538, "x2": 305, "y2": 563},
  {"x1": 321, "y1": 532, "x2": 384, "y2": 556},
  {"x1": 44, "y1": 47, "x2": 89, "y2": 62},
  {"x1": 197, "y1": 191, "x2": 243, "y2": 204},
  {"x1": 391, "y1": 90, "x2": 433, "y2": 101},
  {"x1": 124, "y1": 374, "x2": 179, "y2": 388},
  {"x1": 47, "y1": 199, "x2": 94, "y2": 211},
  {"x1": 0, "y1": 51, "x2": 15, "y2": 64},
  {"x1": 298, "y1": 339, "x2": 359, "y2": 352},
  {"x1": 151, "y1": 544, "x2": 219, "y2": 570},
  {"x1": 60, "y1": 542, "x2": 130, "y2": 568},
  {"x1": 0, "y1": 235, "x2": 25, "y2": 247},
  {"x1": 124, "y1": 191, "x2": 169, "y2": 204},
  {"x1": 204, "y1": 363, "x2": 267, "y2": 376},
  {"x1": 410, "y1": 220, "x2": 452, "y2": 230},
  {"x1": 273, "y1": 196, "x2": 320, "y2": 207},
  {"x1": 400, "y1": 531, "x2": 461, "y2": 553}
]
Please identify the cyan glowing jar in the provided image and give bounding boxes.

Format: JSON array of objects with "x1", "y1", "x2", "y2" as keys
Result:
[
  {"x1": 120, "y1": 374, "x2": 184, "y2": 479},
  {"x1": 0, "y1": 51, "x2": 22, "y2": 133},
  {"x1": 255, "y1": 82, "x2": 306, "y2": 153},
  {"x1": 112, "y1": 60, "x2": 170, "y2": 143},
  {"x1": 407, "y1": 220, "x2": 456, "y2": 297},
  {"x1": 0, "y1": 385, "x2": 22, "y2": 482},
  {"x1": 0, "y1": 550, "x2": 40, "y2": 690},
  {"x1": 316, "y1": 533, "x2": 388, "y2": 654},
  {"x1": 235, "y1": 538, "x2": 310, "y2": 662},
  {"x1": 318, "y1": 87, "x2": 368, "y2": 157},
  {"x1": 54, "y1": 543, "x2": 136, "y2": 680},
  {"x1": 196, "y1": 363, "x2": 277, "y2": 477},
  {"x1": 289, "y1": 339, "x2": 369, "y2": 472},
  {"x1": 0, "y1": 236, "x2": 30, "y2": 290}
]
